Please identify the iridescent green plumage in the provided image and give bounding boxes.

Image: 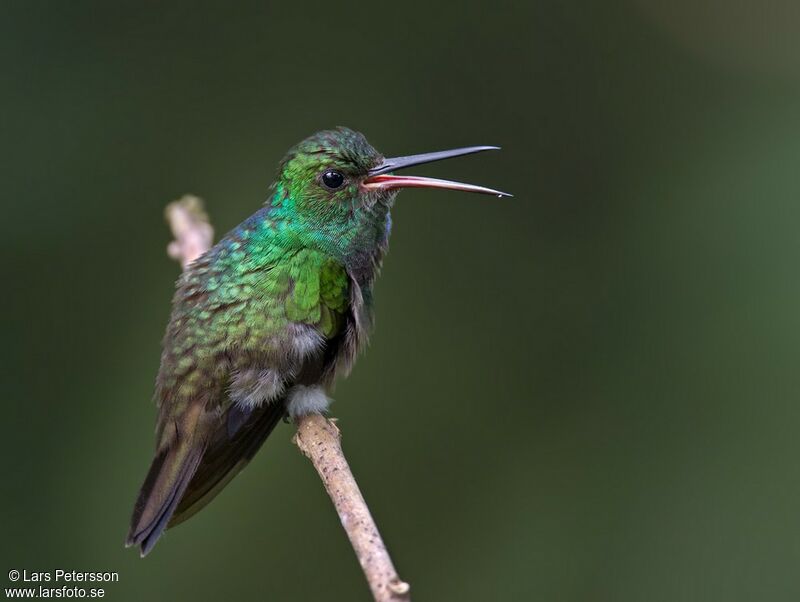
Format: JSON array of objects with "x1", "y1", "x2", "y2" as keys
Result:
[{"x1": 127, "y1": 128, "x2": 508, "y2": 556}]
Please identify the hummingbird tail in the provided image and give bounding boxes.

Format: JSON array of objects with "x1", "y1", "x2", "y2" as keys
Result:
[{"x1": 126, "y1": 434, "x2": 206, "y2": 557}]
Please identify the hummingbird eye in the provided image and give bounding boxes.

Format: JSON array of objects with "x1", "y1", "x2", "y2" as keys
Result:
[{"x1": 320, "y1": 170, "x2": 345, "y2": 190}]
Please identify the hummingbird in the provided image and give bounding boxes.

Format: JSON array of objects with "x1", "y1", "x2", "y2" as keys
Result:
[{"x1": 126, "y1": 127, "x2": 510, "y2": 556}]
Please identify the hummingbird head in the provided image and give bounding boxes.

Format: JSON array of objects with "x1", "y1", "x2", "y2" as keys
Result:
[
  {"x1": 276, "y1": 127, "x2": 386, "y2": 214},
  {"x1": 270, "y1": 127, "x2": 510, "y2": 262}
]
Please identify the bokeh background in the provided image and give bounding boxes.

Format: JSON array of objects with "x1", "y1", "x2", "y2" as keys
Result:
[{"x1": 3, "y1": 1, "x2": 800, "y2": 600}]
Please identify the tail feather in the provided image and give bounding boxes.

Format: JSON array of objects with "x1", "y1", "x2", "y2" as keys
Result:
[
  {"x1": 127, "y1": 400, "x2": 285, "y2": 556},
  {"x1": 126, "y1": 436, "x2": 206, "y2": 556}
]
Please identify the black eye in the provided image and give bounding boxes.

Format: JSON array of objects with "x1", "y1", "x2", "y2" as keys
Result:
[{"x1": 321, "y1": 170, "x2": 345, "y2": 190}]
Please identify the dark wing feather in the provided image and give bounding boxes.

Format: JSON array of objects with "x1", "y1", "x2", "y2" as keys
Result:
[{"x1": 167, "y1": 399, "x2": 286, "y2": 528}]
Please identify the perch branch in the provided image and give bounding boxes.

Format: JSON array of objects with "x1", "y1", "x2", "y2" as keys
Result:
[
  {"x1": 164, "y1": 195, "x2": 214, "y2": 269},
  {"x1": 293, "y1": 414, "x2": 411, "y2": 602},
  {"x1": 164, "y1": 195, "x2": 411, "y2": 602}
]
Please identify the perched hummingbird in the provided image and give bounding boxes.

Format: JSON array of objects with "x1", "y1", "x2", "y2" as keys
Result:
[{"x1": 126, "y1": 128, "x2": 509, "y2": 556}]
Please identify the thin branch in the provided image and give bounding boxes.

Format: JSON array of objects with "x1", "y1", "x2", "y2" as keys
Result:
[
  {"x1": 293, "y1": 414, "x2": 411, "y2": 602},
  {"x1": 164, "y1": 195, "x2": 214, "y2": 268},
  {"x1": 164, "y1": 195, "x2": 411, "y2": 602}
]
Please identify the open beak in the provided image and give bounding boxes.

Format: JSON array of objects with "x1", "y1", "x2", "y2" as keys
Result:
[{"x1": 362, "y1": 145, "x2": 512, "y2": 198}]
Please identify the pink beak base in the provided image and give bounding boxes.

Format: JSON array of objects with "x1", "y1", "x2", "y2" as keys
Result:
[{"x1": 362, "y1": 174, "x2": 512, "y2": 198}]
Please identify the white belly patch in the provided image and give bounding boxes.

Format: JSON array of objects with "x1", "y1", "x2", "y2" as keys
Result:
[{"x1": 285, "y1": 385, "x2": 332, "y2": 418}]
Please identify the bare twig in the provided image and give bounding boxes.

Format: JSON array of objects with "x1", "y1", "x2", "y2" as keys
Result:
[
  {"x1": 164, "y1": 195, "x2": 410, "y2": 602},
  {"x1": 164, "y1": 195, "x2": 214, "y2": 268},
  {"x1": 294, "y1": 414, "x2": 411, "y2": 602}
]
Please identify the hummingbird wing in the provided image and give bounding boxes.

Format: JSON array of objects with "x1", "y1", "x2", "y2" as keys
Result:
[
  {"x1": 127, "y1": 389, "x2": 286, "y2": 556},
  {"x1": 166, "y1": 400, "x2": 285, "y2": 527}
]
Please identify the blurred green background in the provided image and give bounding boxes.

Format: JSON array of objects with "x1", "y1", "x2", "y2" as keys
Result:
[{"x1": 3, "y1": 1, "x2": 800, "y2": 600}]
